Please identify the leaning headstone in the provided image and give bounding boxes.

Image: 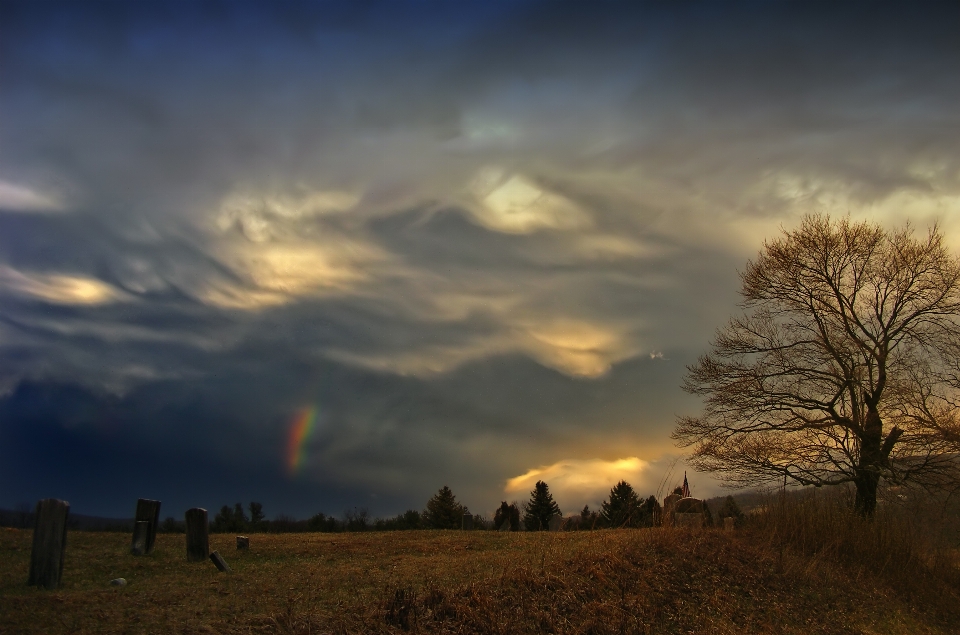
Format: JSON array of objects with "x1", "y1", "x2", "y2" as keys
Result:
[
  {"x1": 498, "y1": 519, "x2": 511, "y2": 532},
  {"x1": 131, "y1": 521, "x2": 150, "y2": 556},
  {"x1": 724, "y1": 517, "x2": 735, "y2": 531},
  {"x1": 132, "y1": 499, "x2": 161, "y2": 555},
  {"x1": 209, "y1": 550, "x2": 232, "y2": 573},
  {"x1": 461, "y1": 513, "x2": 474, "y2": 530},
  {"x1": 236, "y1": 536, "x2": 249, "y2": 550},
  {"x1": 548, "y1": 514, "x2": 563, "y2": 532},
  {"x1": 28, "y1": 498, "x2": 70, "y2": 590},
  {"x1": 185, "y1": 508, "x2": 209, "y2": 562}
]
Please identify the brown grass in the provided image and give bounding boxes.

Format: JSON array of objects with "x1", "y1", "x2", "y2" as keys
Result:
[{"x1": 1, "y1": 507, "x2": 958, "y2": 634}]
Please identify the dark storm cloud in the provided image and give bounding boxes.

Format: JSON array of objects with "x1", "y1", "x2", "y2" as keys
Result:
[{"x1": 2, "y1": 1, "x2": 959, "y2": 517}]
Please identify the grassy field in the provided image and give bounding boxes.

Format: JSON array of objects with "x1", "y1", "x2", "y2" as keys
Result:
[{"x1": 2, "y1": 515, "x2": 959, "y2": 635}]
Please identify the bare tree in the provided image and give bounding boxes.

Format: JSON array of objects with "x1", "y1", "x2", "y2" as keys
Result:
[{"x1": 674, "y1": 215, "x2": 960, "y2": 514}]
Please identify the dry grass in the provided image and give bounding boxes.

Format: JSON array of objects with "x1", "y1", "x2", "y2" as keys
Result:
[{"x1": 1, "y1": 511, "x2": 958, "y2": 634}]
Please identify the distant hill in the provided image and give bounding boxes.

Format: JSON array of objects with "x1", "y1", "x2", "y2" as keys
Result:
[{"x1": 0, "y1": 508, "x2": 134, "y2": 532}]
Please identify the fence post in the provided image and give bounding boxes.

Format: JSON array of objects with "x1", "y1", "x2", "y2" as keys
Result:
[
  {"x1": 132, "y1": 499, "x2": 161, "y2": 555},
  {"x1": 185, "y1": 508, "x2": 209, "y2": 562},
  {"x1": 28, "y1": 499, "x2": 70, "y2": 590}
]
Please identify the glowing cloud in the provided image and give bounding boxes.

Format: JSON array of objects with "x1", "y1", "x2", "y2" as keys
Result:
[
  {"x1": 201, "y1": 239, "x2": 385, "y2": 309},
  {"x1": 521, "y1": 319, "x2": 639, "y2": 377},
  {"x1": 217, "y1": 188, "x2": 361, "y2": 242},
  {"x1": 0, "y1": 266, "x2": 123, "y2": 305},
  {"x1": 505, "y1": 457, "x2": 652, "y2": 513},
  {"x1": 286, "y1": 407, "x2": 318, "y2": 476},
  {"x1": 0, "y1": 180, "x2": 63, "y2": 213},
  {"x1": 469, "y1": 168, "x2": 590, "y2": 233}
]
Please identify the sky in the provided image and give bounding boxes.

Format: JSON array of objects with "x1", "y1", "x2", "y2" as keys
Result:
[{"x1": 2, "y1": 1, "x2": 959, "y2": 521}]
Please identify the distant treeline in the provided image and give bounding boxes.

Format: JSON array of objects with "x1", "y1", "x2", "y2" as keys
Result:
[
  {"x1": 161, "y1": 480, "x2": 686, "y2": 534},
  {"x1": 3, "y1": 479, "x2": 745, "y2": 533}
]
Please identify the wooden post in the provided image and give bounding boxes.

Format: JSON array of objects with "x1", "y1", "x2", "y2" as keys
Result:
[
  {"x1": 133, "y1": 499, "x2": 161, "y2": 555},
  {"x1": 184, "y1": 508, "x2": 209, "y2": 562},
  {"x1": 461, "y1": 513, "x2": 474, "y2": 530},
  {"x1": 28, "y1": 499, "x2": 70, "y2": 590},
  {"x1": 209, "y1": 550, "x2": 232, "y2": 573},
  {"x1": 131, "y1": 521, "x2": 149, "y2": 556}
]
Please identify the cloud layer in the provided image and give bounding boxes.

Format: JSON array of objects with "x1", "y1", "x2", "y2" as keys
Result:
[{"x1": 1, "y1": 1, "x2": 958, "y2": 518}]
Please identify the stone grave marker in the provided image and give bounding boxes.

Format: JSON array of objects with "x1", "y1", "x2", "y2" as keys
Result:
[
  {"x1": 185, "y1": 508, "x2": 209, "y2": 562},
  {"x1": 28, "y1": 499, "x2": 70, "y2": 590},
  {"x1": 674, "y1": 512, "x2": 704, "y2": 529},
  {"x1": 132, "y1": 498, "x2": 161, "y2": 555},
  {"x1": 236, "y1": 536, "x2": 249, "y2": 549},
  {"x1": 662, "y1": 493, "x2": 681, "y2": 527},
  {"x1": 131, "y1": 521, "x2": 150, "y2": 556},
  {"x1": 209, "y1": 550, "x2": 232, "y2": 573},
  {"x1": 462, "y1": 512, "x2": 474, "y2": 530}
]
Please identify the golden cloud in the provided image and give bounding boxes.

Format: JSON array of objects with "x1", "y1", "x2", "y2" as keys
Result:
[
  {"x1": 505, "y1": 457, "x2": 652, "y2": 512},
  {"x1": 469, "y1": 168, "x2": 590, "y2": 233},
  {"x1": 0, "y1": 266, "x2": 123, "y2": 305},
  {"x1": 520, "y1": 319, "x2": 640, "y2": 377}
]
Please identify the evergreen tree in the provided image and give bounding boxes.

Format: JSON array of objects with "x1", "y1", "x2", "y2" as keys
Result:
[
  {"x1": 423, "y1": 486, "x2": 466, "y2": 529},
  {"x1": 212, "y1": 505, "x2": 233, "y2": 532},
  {"x1": 717, "y1": 495, "x2": 743, "y2": 527},
  {"x1": 522, "y1": 480, "x2": 561, "y2": 531},
  {"x1": 579, "y1": 504, "x2": 599, "y2": 530},
  {"x1": 642, "y1": 495, "x2": 662, "y2": 527},
  {"x1": 600, "y1": 480, "x2": 642, "y2": 528},
  {"x1": 249, "y1": 502, "x2": 265, "y2": 530},
  {"x1": 494, "y1": 501, "x2": 520, "y2": 531},
  {"x1": 232, "y1": 503, "x2": 248, "y2": 532}
]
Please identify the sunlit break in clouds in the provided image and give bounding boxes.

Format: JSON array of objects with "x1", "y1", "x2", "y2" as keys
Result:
[{"x1": 1, "y1": 1, "x2": 958, "y2": 519}]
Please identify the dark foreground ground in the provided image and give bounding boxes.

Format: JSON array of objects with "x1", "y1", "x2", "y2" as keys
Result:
[{"x1": 1, "y1": 526, "x2": 958, "y2": 634}]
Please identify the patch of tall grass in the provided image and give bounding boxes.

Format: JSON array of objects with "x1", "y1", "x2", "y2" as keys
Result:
[{"x1": 744, "y1": 485, "x2": 960, "y2": 597}]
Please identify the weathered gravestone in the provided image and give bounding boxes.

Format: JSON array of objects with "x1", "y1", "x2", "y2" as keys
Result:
[
  {"x1": 28, "y1": 498, "x2": 70, "y2": 590},
  {"x1": 185, "y1": 508, "x2": 209, "y2": 562},
  {"x1": 662, "y1": 493, "x2": 682, "y2": 527},
  {"x1": 132, "y1": 498, "x2": 161, "y2": 555},
  {"x1": 462, "y1": 512, "x2": 474, "y2": 530},
  {"x1": 498, "y1": 519, "x2": 511, "y2": 532},
  {"x1": 209, "y1": 550, "x2": 232, "y2": 573},
  {"x1": 673, "y1": 498, "x2": 706, "y2": 529},
  {"x1": 131, "y1": 521, "x2": 150, "y2": 556},
  {"x1": 236, "y1": 536, "x2": 249, "y2": 550},
  {"x1": 548, "y1": 514, "x2": 563, "y2": 532},
  {"x1": 674, "y1": 513, "x2": 704, "y2": 529},
  {"x1": 674, "y1": 497, "x2": 704, "y2": 514},
  {"x1": 724, "y1": 517, "x2": 735, "y2": 531}
]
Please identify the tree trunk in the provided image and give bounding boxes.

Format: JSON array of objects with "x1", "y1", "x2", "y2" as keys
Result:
[
  {"x1": 854, "y1": 471, "x2": 879, "y2": 516},
  {"x1": 855, "y1": 406, "x2": 884, "y2": 516}
]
